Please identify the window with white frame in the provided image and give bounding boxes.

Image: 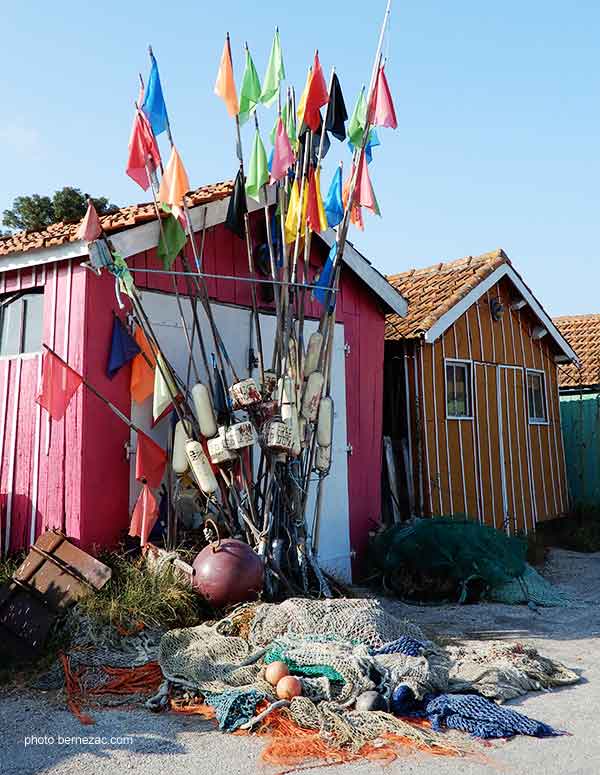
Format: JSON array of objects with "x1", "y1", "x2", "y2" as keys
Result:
[
  {"x1": 445, "y1": 360, "x2": 472, "y2": 418},
  {"x1": 526, "y1": 369, "x2": 548, "y2": 423},
  {"x1": 0, "y1": 290, "x2": 44, "y2": 357}
]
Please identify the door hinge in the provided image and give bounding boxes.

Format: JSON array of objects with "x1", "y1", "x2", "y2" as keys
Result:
[
  {"x1": 346, "y1": 443, "x2": 353, "y2": 455},
  {"x1": 344, "y1": 342, "x2": 351, "y2": 356}
]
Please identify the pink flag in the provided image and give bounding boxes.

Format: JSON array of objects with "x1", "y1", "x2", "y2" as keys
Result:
[
  {"x1": 369, "y1": 66, "x2": 397, "y2": 129},
  {"x1": 77, "y1": 201, "x2": 102, "y2": 242},
  {"x1": 126, "y1": 109, "x2": 162, "y2": 190},
  {"x1": 129, "y1": 484, "x2": 159, "y2": 546},
  {"x1": 269, "y1": 118, "x2": 295, "y2": 183},
  {"x1": 356, "y1": 152, "x2": 380, "y2": 214}
]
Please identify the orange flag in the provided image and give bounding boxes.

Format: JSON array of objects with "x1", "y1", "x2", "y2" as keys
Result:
[
  {"x1": 342, "y1": 166, "x2": 364, "y2": 231},
  {"x1": 36, "y1": 350, "x2": 83, "y2": 421},
  {"x1": 158, "y1": 147, "x2": 190, "y2": 213},
  {"x1": 129, "y1": 484, "x2": 159, "y2": 546},
  {"x1": 214, "y1": 37, "x2": 239, "y2": 117},
  {"x1": 130, "y1": 327, "x2": 156, "y2": 404}
]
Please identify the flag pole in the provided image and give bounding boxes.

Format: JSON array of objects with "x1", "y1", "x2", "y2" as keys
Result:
[
  {"x1": 226, "y1": 32, "x2": 265, "y2": 390},
  {"x1": 146, "y1": 44, "x2": 239, "y2": 388},
  {"x1": 300, "y1": 0, "x2": 392, "y2": 535},
  {"x1": 42, "y1": 345, "x2": 147, "y2": 435}
]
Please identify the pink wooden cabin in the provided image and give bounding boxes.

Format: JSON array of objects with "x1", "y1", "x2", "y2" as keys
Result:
[{"x1": 0, "y1": 181, "x2": 406, "y2": 580}]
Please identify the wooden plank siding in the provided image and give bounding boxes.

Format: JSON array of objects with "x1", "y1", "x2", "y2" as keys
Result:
[
  {"x1": 412, "y1": 277, "x2": 568, "y2": 529},
  {"x1": 1, "y1": 213, "x2": 389, "y2": 568}
]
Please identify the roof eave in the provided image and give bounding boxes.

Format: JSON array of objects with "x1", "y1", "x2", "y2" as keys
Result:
[
  {"x1": 318, "y1": 229, "x2": 408, "y2": 317},
  {"x1": 422, "y1": 263, "x2": 578, "y2": 364}
]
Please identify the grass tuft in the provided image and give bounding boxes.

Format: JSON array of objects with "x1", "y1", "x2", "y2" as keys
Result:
[{"x1": 75, "y1": 551, "x2": 206, "y2": 632}]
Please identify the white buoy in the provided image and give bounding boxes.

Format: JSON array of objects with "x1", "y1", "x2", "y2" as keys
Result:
[
  {"x1": 277, "y1": 376, "x2": 296, "y2": 420},
  {"x1": 301, "y1": 371, "x2": 324, "y2": 422},
  {"x1": 191, "y1": 383, "x2": 217, "y2": 439},
  {"x1": 303, "y1": 332, "x2": 323, "y2": 377},
  {"x1": 315, "y1": 444, "x2": 332, "y2": 473},
  {"x1": 172, "y1": 420, "x2": 191, "y2": 474},
  {"x1": 185, "y1": 440, "x2": 218, "y2": 494},
  {"x1": 317, "y1": 397, "x2": 334, "y2": 447}
]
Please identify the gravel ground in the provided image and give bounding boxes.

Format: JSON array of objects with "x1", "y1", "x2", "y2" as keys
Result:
[{"x1": 1, "y1": 549, "x2": 598, "y2": 775}]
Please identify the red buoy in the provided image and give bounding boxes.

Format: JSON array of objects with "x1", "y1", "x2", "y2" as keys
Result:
[{"x1": 192, "y1": 538, "x2": 264, "y2": 609}]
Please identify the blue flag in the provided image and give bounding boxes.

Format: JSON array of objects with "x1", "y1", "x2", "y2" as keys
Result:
[
  {"x1": 313, "y1": 242, "x2": 337, "y2": 306},
  {"x1": 107, "y1": 316, "x2": 140, "y2": 378},
  {"x1": 324, "y1": 167, "x2": 344, "y2": 228},
  {"x1": 348, "y1": 128, "x2": 380, "y2": 164},
  {"x1": 142, "y1": 53, "x2": 169, "y2": 136}
]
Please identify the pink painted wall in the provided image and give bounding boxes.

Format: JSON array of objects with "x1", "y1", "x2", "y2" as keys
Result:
[
  {"x1": 1, "y1": 213, "x2": 386, "y2": 568},
  {"x1": 0, "y1": 261, "x2": 87, "y2": 553}
]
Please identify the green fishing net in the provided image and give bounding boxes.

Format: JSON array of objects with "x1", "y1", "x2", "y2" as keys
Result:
[{"x1": 371, "y1": 518, "x2": 528, "y2": 601}]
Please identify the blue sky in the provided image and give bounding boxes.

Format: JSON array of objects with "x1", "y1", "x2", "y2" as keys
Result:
[{"x1": 1, "y1": 1, "x2": 598, "y2": 315}]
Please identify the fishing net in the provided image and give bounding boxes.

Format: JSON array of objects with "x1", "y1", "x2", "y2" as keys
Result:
[
  {"x1": 371, "y1": 518, "x2": 576, "y2": 606},
  {"x1": 446, "y1": 641, "x2": 579, "y2": 701},
  {"x1": 158, "y1": 596, "x2": 579, "y2": 760}
]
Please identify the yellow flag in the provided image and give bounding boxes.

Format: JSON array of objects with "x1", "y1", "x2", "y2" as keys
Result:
[
  {"x1": 284, "y1": 179, "x2": 307, "y2": 244},
  {"x1": 296, "y1": 68, "x2": 312, "y2": 127},
  {"x1": 315, "y1": 169, "x2": 328, "y2": 232}
]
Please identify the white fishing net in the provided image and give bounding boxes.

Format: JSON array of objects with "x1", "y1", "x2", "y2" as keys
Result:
[{"x1": 157, "y1": 597, "x2": 579, "y2": 750}]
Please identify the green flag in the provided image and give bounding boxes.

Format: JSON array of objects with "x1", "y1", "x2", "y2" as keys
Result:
[
  {"x1": 158, "y1": 208, "x2": 187, "y2": 269},
  {"x1": 260, "y1": 29, "x2": 285, "y2": 108},
  {"x1": 239, "y1": 47, "x2": 261, "y2": 125},
  {"x1": 246, "y1": 128, "x2": 269, "y2": 201},
  {"x1": 347, "y1": 86, "x2": 367, "y2": 147}
]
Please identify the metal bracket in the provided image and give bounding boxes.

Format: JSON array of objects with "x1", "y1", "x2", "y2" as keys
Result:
[
  {"x1": 346, "y1": 444, "x2": 353, "y2": 455},
  {"x1": 248, "y1": 347, "x2": 259, "y2": 371},
  {"x1": 344, "y1": 342, "x2": 351, "y2": 357},
  {"x1": 124, "y1": 440, "x2": 134, "y2": 462}
]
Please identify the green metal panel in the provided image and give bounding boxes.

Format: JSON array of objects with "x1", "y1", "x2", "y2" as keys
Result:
[{"x1": 559, "y1": 393, "x2": 600, "y2": 509}]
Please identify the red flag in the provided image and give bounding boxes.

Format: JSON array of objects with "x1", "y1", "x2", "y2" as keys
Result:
[
  {"x1": 305, "y1": 167, "x2": 321, "y2": 232},
  {"x1": 129, "y1": 484, "x2": 159, "y2": 546},
  {"x1": 303, "y1": 52, "x2": 329, "y2": 131},
  {"x1": 126, "y1": 109, "x2": 162, "y2": 190},
  {"x1": 77, "y1": 201, "x2": 102, "y2": 242},
  {"x1": 135, "y1": 431, "x2": 167, "y2": 488},
  {"x1": 369, "y1": 66, "x2": 397, "y2": 129},
  {"x1": 36, "y1": 350, "x2": 83, "y2": 421}
]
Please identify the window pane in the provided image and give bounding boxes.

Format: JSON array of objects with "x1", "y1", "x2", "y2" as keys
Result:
[
  {"x1": 0, "y1": 299, "x2": 23, "y2": 356},
  {"x1": 446, "y1": 364, "x2": 455, "y2": 414},
  {"x1": 446, "y1": 362, "x2": 470, "y2": 417},
  {"x1": 22, "y1": 293, "x2": 44, "y2": 353},
  {"x1": 527, "y1": 372, "x2": 547, "y2": 421},
  {"x1": 455, "y1": 365, "x2": 467, "y2": 415}
]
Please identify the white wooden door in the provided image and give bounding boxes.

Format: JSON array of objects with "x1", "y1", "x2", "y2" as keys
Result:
[{"x1": 129, "y1": 291, "x2": 352, "y2": 581}]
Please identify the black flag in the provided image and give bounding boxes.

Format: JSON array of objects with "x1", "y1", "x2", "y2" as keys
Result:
[
  {"x1": 224, "y1": 167, "x2": 247, "y2": 239},
  {"x1": 325, "y1": 73, "x2": 348, "y2": 142}
]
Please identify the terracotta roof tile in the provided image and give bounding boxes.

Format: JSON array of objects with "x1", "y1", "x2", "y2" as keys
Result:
[
  {"x1": 0, "y1": 181, "x2": 233, "y2": 258},
  {"x1": 553, "y1": 313, "x2": 600, "y2": 389},
  {"x1": 385, "y1": 249, "x2": 509, "y2": 340}
]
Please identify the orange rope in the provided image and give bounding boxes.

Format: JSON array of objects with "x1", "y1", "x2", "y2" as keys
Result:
[
  {"x1": 61, "y1": 653, "x2": 163, "y2": 724},
  {"x1": 254, "y1": 709, "x2": 473, "y2": 771}
]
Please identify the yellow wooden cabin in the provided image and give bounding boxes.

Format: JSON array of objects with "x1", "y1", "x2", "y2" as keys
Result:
[{"x1": 383, "y1": 249, "x2": 578, "y2": 534}]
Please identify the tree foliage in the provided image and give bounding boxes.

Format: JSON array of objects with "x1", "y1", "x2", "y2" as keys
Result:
[{"x1": 2, "y1": 187, "x2": 118, "y2": 232}]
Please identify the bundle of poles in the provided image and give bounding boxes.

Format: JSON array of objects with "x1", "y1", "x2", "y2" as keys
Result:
[{"x1": 83, "y1": 1, "x2": 393, "y2": 598}]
